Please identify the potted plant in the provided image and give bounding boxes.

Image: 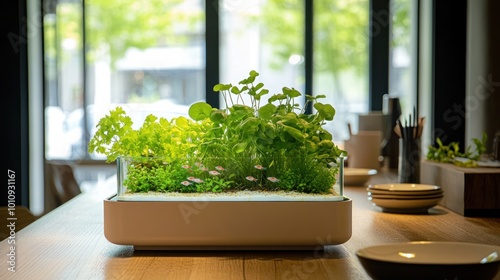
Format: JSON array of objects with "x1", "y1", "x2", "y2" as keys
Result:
[{"x1": 90, "y1": 71, "x2": 352, "y2": 250}]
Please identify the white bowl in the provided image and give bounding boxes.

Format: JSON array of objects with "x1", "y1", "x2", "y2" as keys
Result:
[
  {"x1": 356, "y1": 241, "x2": 500, "y2": 280},
  {"x1": 344, "y1": 168, "x2": 377, "y2": 186}
]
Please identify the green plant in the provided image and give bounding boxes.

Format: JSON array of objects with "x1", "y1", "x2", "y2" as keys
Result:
[
  {"x1": 89, "y1": 70, "x2": 344, "y2": 194},
  {"x1": 88, "y1": 107, "x2": 209, "y2": 162},
  {"x1": 426, "y1": 132, "x2": 488, "y2": 167}
]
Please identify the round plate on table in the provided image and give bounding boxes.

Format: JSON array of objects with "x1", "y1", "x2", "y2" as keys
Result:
[
  {"x1": 368, "y1": 193, "x2": 443, "y2": 200},
  {"x1": 344, "y1": 168, "x2": 377, "y2": 186},
  {"x1": 368, "y1": 196, "x2": 443, "y2": 213},
  {"x1": 367, "y1": 188, "x2": 443, "y2": 196},
  {"x1": 367, "y1": 183, "x2": 441, "y2": 192},
  {"x1": 356, "y1": 241, "x2": 500, "y2": 280}
]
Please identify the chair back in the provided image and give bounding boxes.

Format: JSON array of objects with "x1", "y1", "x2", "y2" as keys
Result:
[{"x1": 47, "y1": 162, "x2": 82, "y2": 205}]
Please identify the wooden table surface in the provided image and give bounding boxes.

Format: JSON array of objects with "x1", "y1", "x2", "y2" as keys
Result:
[{"x1": 2, "y1": 171, "x2": 500, "y2": 280}]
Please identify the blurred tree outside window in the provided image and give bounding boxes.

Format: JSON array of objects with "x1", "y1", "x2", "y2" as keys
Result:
[
  {"x1": 261, "y1": 0, "x2": 369, "y2": 140},
  {"x1": 44, "y1": 0, "x2": 204, "y2": 159},
  {"x1": 220, "y1": 0, "x2": 304, "y2": 108}
]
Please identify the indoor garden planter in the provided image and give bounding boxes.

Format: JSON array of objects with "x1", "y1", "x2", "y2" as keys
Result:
[{"x1": 90, "y1": 71, "x2": 352, "y2": 250}]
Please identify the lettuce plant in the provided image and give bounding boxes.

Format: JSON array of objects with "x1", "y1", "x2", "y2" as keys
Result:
[{"x1": 89, "y1": 70, "x2": 344, "y2": 194}]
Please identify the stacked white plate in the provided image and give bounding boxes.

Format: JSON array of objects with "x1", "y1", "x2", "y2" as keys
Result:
[{"x1": 366, "y1": 183, "x2": 443, "y2": 213}]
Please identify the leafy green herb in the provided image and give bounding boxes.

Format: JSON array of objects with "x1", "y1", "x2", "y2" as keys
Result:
[
  {"x1": 426, "y1": 132, "x2": 488, "y2": 167},
  {"x1": 89, "y1": 70, "x2": 344, "y2": 194}
]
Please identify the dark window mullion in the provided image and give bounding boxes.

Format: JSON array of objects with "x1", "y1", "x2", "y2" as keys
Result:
[
  {"x1": 369, "y1": 0, "x2": 390, "y2": 111},
  {"x1": 205, "y1": 2, "x2": 220, "y2": 109}
]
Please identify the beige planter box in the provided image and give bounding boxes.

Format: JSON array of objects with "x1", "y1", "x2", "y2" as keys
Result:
[
  {"x1": 104, "y1": 196, "x2": 352, "y2": 250},
  {"x1": 104, "y1": 156, "x2": 351, "y2": 250},
  {"x1": 420, "y1": 160, "x2": 500, "y2": 216}
]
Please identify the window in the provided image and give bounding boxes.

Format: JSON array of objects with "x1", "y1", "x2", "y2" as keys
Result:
[
  {"x1": 314, "y1": 0, "x2": 369, "y2": 140},
  {"x1": 220, "y1": 0, "x2": 305, "y2": 107},
  {"x1": 43, "y1": 0, "x2": 418, "y2": 161},
  {"x1": 389, "y1": 0, "x2": 417, "y2": 117},
  {"x1": 44, "y1": 0, "x2": 84, "y2": 159},
  {"x1": 44, "y1": 0, "x2": 205, "y2": 160}
]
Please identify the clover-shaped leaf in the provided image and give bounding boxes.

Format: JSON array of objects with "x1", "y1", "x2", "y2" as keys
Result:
[{"x1": 189, "y1": 102, "x2": 213, "y2": 121}]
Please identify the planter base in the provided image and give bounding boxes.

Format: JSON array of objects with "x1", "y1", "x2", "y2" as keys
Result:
[
  {"x1": 134, "y1": 246, "x2": 320, "y2": 251},
  {"x1": 104, "y1": 196, "x2": 352, "y2": 250}
]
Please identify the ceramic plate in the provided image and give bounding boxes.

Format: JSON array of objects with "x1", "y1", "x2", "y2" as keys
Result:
[
  {"x1": 344, "y1": 168, "x2": 377, "y2": 186},
  {"x1": 368, "y1": 197, "x2": 442, "y2": 213},
  {"x1": 366, "y1": 188, "x2": 443, "y2": 196},
  {"x1": 368, "y1": 193, "x2": 443, "y2": 200},
  {"x1": 356, "y1": 241, "x2": 500, "y2": 280},
  {"x1": 368, "y1": 183, "x2": 440, "y2": 192}
]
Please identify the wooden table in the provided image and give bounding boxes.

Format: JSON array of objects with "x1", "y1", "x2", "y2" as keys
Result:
[{"x1": 2, "y1": 172, "x2": 500, "y2": 280}]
